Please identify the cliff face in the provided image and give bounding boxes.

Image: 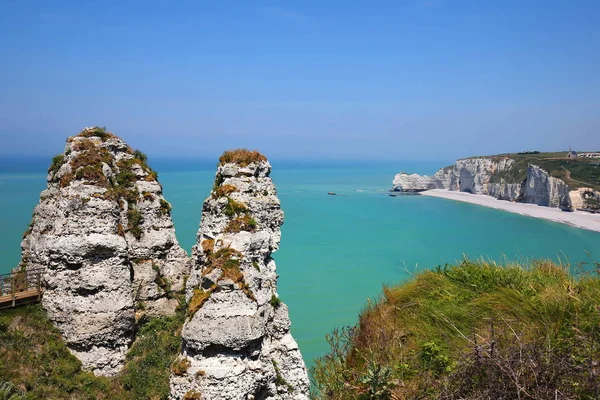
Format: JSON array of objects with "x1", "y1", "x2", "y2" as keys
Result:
[
  {"x1": 170, "y1": 151, "x2": 309, "y2": 400},
  {"x1": 393, "y1": 157, "x2": 572, "y2": 210},
  {"x1": 521, "y1": 165, "x2": 571, "y2": 209},
  {"x1": 19, "y1": 127, "x2": 189, "y2": 376}
]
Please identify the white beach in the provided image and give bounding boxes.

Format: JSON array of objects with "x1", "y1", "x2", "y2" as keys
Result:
[{"x1": 421, "y1": 189, "x2": 600, "y2": 233}]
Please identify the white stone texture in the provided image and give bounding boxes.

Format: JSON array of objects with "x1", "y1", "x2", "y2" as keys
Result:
[
  {"x1": 19, "y1": 130, "x2": 189, "y2": 376},
  {"x1": 170, "y1": 159, "x2": 309, "y2": 400}
]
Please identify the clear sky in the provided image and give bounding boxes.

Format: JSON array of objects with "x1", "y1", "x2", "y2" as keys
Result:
[{"x1": 1, "y1": 0, "x2": 599, "y2": 161}]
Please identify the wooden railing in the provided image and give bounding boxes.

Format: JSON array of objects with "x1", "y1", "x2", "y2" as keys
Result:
[{"x1": 0, "y1": 268, "x2": 43, "y2": 309}]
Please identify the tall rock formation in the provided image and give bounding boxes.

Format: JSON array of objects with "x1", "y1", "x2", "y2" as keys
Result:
[
  {"x1": 170, "y1": 150, "x2": 309, "y2": 400},
  {"x1": 19, "y1": 127, "x2": 189, "y2": 376},
  {"x1": 392, "y1": 156, "x2": 573, "y2": 210}
]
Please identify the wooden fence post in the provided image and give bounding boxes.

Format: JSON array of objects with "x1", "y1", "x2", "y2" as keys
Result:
[
  {"x1": 37, "y1": 272, "x2": 41, "y2": 301},
  {"x1": 11, "y1": 276, "x2": 16, "y2": 307}
]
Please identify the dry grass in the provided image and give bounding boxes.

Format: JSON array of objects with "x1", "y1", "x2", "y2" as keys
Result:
[
  {"x1": 188, "y1": 288, "x2": 213, "y2": 315},
  {"x1": 223, "y1": 215, "x2": 258, "y2": 233},
  {"x1": 201, "y1": 239, "x2": 215, "y2": 254},
  {"x1": 213, "y1": 184, "x2": 238, "y2": 198},
  {"x1": 171, "y1": 358, "x2": 191, "y2": 376},
  {"x1": 73, "y1": 139, "x2": 97, "y2": 152},
  {"x1": 219, "y1": 149, "x2": 267, "y2": 167}
]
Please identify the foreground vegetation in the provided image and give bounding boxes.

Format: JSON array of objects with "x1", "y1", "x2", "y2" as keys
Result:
[
  {"x1": 0, "y1": 303, "x2": 185, "y2": 399},
  {"x1": 312, "y1": 259, "x2": 600, "y2": 399}
]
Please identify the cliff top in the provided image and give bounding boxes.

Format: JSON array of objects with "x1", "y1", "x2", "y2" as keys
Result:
[
  {"x1": 454, "y1": 151, "x2": 600, "y2": 191},
  {"x1": 218, "y1": 149, "x2": 267, "y2": 167}
]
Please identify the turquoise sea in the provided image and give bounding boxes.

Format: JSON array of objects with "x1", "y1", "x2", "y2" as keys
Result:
[{"x1": 1, "y1": 158, "x2": 600, "y2": 370}]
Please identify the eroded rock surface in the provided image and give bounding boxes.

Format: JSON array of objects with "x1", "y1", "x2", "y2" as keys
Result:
[
  {"x1": 19, "y1": 127, "x2": 189, "y2": 375},
  {"x1": 170, "y1": 150, "x2": 309, "y2": 400},
  {"x1": 393, "y1": 156, "x2": 573, "y2": 209}
]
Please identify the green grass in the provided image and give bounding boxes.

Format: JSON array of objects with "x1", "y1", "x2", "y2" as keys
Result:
[
  {"x1": 0, "y1": 303, "x2": 186, "y2": 400},
  {"x1": 48, "y1": 154, "x2": 65, "y2": 176},
  {"x1": 483, "y1": 152, "x2": 600, "y2": 190},
  {"x1": 312, "y1": 258, "x2": 600, "y2": 399}
]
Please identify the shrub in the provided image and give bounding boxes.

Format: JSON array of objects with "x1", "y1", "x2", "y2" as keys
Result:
[
  {"x1": 48, "y1": 154, "x2": 65, "y2": 175},
  {"x1": 270, "y1": 294, "x2": 282, "y2": 309},
  {"x1": 133, "y1": 149, "x2": 148, "y2": 164},
  {"x1": 159, "y1": 199, "x2": 172, "y2": 216},
  {"x1": 223, "y1": 197, "x2": 248, "y2": 217},
  {"x1": 75, "y1": 165, "x2": 108, "y2": 186},
  {"x1": 115, "y1": 169, "x2": 137, "y2": 187},
  {"x1": 219, "y1": 149, "x2": 267, "y2": 167},
  {"x1": 152, "y1": 264, "x2": 173, "y2": 298},
  {"x1": 127, "y1": 209, "x2": 144, "y2": 239}
]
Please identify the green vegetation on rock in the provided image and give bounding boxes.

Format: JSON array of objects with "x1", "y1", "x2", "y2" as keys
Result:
[
  {"x1": 0, "y1": 304, "x2": 185, "y2": 399},
  {"x1": 488, "y1": 152, "x2": 600, "y2": 190},
  {"x1": 313, "y1": 258, "x2": 600, "y2": 399}
]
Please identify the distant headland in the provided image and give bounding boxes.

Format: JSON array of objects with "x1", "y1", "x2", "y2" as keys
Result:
[{"x1": 392, "y1": 150, "x2": 600, "y2": 232}]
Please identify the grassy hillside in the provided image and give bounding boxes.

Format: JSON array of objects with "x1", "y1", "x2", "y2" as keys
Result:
[
  {"x1": 479, "y1": 152, "x2": 600, "y2": 191},
  {"x1": 0, "y1": 303, "x2": 185, "y2": 399},
  {"x1": 312, "y1": 259, "x2": 600, "y2": 399}
]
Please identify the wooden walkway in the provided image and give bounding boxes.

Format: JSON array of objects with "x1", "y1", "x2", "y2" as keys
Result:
[{"x1": 0, "y1": 268, "x2": 43, "y2": 309}]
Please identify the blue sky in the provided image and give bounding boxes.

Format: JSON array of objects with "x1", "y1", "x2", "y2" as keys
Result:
[{"x1": 1, "y1": 0, "x2": 599, "y2": 161}]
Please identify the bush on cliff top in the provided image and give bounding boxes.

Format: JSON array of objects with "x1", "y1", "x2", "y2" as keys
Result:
[
  {"x1": 219, "y1": 148, "x2": 267, "y2": 167},
  {"x1": 312, "y1": 258, "x2": 600, "y2": 399}
]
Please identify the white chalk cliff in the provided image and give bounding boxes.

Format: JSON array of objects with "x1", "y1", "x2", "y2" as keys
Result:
[
  {"x1": 170, "y1": 151, "x2": 310, "y2": 400},
  {"x1": 19, "y1": 127, "x2": 189, "y2": 376},
  {"x1": 393, "y1": 156, "x2": 574, "y2": 210}
]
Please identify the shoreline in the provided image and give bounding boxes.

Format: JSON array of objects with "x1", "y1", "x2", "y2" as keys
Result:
[{"x1": 420, "y1": 189, "x2": 600, "y2": 233}]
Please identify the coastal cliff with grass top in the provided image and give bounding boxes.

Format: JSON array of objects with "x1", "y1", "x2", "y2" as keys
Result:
[
  {"x1": 313, "y1": 258, "x2": 600, "y2": 399},
  {"x1": 393, "y1": 151, "x2": 600, "y2": 212}
]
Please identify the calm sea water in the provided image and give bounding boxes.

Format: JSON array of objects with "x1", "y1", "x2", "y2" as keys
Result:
[{"x1": 1, "y1": 158, "x2": 600, "y2": 370}]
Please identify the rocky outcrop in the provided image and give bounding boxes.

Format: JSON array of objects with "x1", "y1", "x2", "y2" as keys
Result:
[
  {"x1": 393, "y1": 157, "x2": 573, "y2": 209},
  {"x1": 19, "y1": 127, "x2": 189, "y2": 376},
  {"x1": 569, "y1": 188, "x2": 600, "y2": 212},
  {"x1": 170, "y1": 150, "x2": 309, "y2": 400},
  {"x1": 392, "y1": 167, "x2": 453, "y2": 192}
]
